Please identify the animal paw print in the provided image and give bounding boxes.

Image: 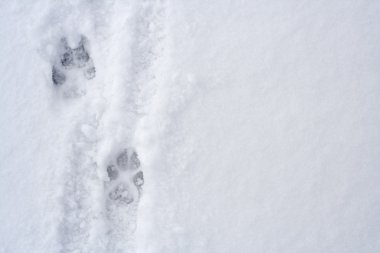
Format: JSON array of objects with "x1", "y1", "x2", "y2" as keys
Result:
[
  {"x1": 105, "y1": 148, "x2": 144, "y2": 205},
  {"x1": 52, "y1": 35, "x2": 96, "y2": 86}
]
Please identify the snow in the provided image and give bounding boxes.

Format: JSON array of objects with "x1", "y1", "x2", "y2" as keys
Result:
[{"x1": 0, "y1": 0, "x2": 380, "y2": 253}]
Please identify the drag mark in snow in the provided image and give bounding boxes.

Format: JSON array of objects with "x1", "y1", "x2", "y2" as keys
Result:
[
  {"x1": 60, "y1": 117, "x2": 105, "y2": 253},
  {"x1": 47, "y1": 32, "x2": 105, "y2": 253},
  {"x1": 54, "y1": 35, "x2": 105, "y2": 253},
  {"x1": 103, "y1": 0, "x2": 167, "y2": 252}
]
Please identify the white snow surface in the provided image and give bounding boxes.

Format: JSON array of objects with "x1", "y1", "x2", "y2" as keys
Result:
[{"x1": 0, "y1": 0, "x2": 380, "y2": 253}]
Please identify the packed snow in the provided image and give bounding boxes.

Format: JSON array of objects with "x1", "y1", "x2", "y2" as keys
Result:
[{"x1": 0, "y1": 1, "x2": 379, "y2": 253}]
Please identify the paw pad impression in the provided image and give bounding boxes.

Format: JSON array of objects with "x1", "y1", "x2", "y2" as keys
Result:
[
  {"x1": 52, "y1": 36, "x2": 96, "y2": 86},
  {"x1": 106, "y1": 148, "x2": 144, "y2": 205}
]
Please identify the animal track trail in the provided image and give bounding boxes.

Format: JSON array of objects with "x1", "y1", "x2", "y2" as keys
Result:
[{"x1": 45, "y1": 0, "x2": 167, "y2": 251}]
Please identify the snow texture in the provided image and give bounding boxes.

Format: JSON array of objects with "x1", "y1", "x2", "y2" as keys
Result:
[{"x1": 0, "y1": 0, "x2": 379, "y2": 253}]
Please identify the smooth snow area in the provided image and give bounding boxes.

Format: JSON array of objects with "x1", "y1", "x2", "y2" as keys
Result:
[{"x1": 0, "y1": 1, "x2": 380, "y2": 253}]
